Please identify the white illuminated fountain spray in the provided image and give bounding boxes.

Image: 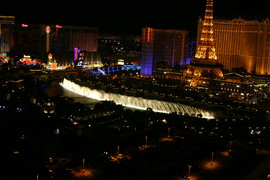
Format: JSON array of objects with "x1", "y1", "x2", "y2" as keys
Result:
[{"x1": 60, "y1": 78, "x2": 215, "y2": 119}]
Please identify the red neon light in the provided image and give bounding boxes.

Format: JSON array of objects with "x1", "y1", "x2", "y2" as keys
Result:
[
  {"x1": 22, "y1": 24, "x2": 28, "y2": 27},
  {"x1": 48, "y1": 53, "x2": 53, "y2": 59},
  {"x1": 56, "y1": 25, "x2": 63, "y2": 28}
]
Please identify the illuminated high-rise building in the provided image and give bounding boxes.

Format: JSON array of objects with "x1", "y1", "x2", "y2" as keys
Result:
[
  {"x1": 187, "y1": 0, "x2": 223, "y2": 87},
  {"x1": 197, "y1": 18, "x2": 270, "y2": 75},
  {"x1": 0, "y1": 16, "x2": 15, "y2": 53},
  {"x1": 98, "y1": 34, "x2": 141, "y2": 65},
  {"x1": 140, "y1": 27, "x2": 188, "y2": 76},
  {"x1": 10, "y1": 24, "x2": 47, "y2": 60},
  {"x1": 50, "y1": 25, "x2": 99, "y2": 65}
]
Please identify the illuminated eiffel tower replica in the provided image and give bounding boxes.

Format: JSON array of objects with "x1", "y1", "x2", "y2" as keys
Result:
[{"x1": 187, "y1": 0, "x2": 223, "y2": 87}]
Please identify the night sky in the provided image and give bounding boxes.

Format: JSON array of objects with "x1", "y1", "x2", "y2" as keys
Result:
[{"x1": 2, "y1": 0, "x2": 270, "y2": 35}]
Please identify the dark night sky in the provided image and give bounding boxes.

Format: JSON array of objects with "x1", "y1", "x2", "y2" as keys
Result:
[{"x1": 2, "y1": 0, "x2": 270, "y2": 36}]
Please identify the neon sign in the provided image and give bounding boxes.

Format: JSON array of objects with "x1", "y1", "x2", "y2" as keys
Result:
[
  {"x1": 48, "y1": 53, "x2": 53, "y2": 59},
  {"x1": 56, "y1": 25, "x2": 63, "y2": 28},
  {"x1": 22, "y1": 24, "x2": 28, "y2": 27}
]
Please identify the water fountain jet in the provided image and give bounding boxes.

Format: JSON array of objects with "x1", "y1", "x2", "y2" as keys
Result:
[{"x1": 60, "y1": 78, "x2": 215, "y2": 119}]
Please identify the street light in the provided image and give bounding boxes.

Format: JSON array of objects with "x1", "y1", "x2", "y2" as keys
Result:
[
  {"x1": 211, "y1": 152, "x2": 214, "y2": 166},
  {"x1": 188, "y1": 165, "x2": 192, "y2": 175},
  {"x1": 82, "y1": 158, "x2": 85, "y2": 167},
  {"x1": 117, "y1": 145, "x2": 120, "y2": 154},
  {"x1": 229, "y1": 140, "x2": 232, "y2": 152}
]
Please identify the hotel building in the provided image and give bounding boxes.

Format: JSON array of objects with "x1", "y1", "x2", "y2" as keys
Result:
[
  {"x1": 197, "y1": 18, "x2": 270, "y2": 75},
  {"x1": 0, "y1": 19, "x2": 99, "y2": 66},
  {"x1": 50, "y1": 25, "x2": 99, "y2": 65},
  {"x1": 140, "y1": 27, "x2": 189, "y2": 76},
  {"x1": 0, "y1": 16, "x2": 15, "y2": 62}
]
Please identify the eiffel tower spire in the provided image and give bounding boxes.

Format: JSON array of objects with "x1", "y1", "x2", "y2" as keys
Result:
[
  {"x1": 187, "y1": 0, "x2": 223, "y2": 87},
  {"x1": 194, "y1": 0, "x2": 217, "y2": 61}
]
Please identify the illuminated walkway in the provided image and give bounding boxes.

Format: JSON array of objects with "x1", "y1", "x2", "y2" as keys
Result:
[{"x1": 60, "y1": 78, "x2": 215, "y2": 119}]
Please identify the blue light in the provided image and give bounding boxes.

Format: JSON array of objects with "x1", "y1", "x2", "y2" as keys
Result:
[{"x1": 140, "y1": 56, "x2": 153, "y2": 76}]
